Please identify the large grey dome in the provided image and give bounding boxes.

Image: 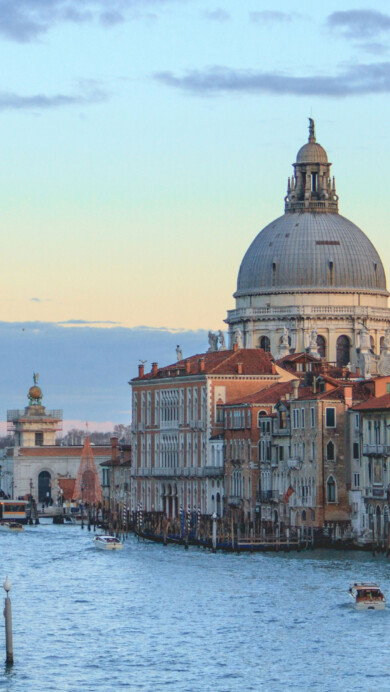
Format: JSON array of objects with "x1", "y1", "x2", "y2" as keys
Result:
[{"x1": 236, "y1": 212, "x2": 387, "y2": 295}]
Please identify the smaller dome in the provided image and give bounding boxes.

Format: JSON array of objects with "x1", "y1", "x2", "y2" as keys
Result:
[
  {"x1": 296, "y1": 141, "x2": 328, "y2": 164},
  {"x1": 28, "y1": 385, "x2": 42, "y2": 401}
]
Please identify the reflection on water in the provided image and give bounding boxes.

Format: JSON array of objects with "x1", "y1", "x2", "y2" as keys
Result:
[{"x1": 1, "y1": 525, "x2": 390, "y2": 691}]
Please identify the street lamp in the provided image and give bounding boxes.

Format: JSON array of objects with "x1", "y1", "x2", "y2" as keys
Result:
[{"x1": 81, "y1": 482, "x2": 85, "y2": 529}]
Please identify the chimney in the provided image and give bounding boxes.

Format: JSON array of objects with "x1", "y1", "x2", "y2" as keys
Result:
[
  {"x1": 152, "y1": 362, "x2": 158, "y2": 376},
  {"x1": 271, "y1": 362, "x2": 276, "y2": 375},
  {"x1": 185, "y1": 360, "x2": 191, "y2": 374},
  {"x1": 233, "y1": 343, "x2": 238, "y2": 352},
  {"x1": 356, "y1": 366, "x2": 361, "y2": 377},
  {"x1": 198, "y1": 358, "x2": 205, "y2": 373},
  {"x1": 291, "y1": 379, "x2": 299, "y2": 400},
  {"x1": 237, "y1": 362, "x2": 243, "y2": 374},
  {"x1": 312, "y1": 378, "x2": 317, "y2": 394},
  {"x1": 110, "y1": 436, "x2": 119, "y2": 463},
  {"x1": 138, "y1": 363, "x2": 144, "y2": 378},
  {"x1": 344, "y1": 385, "x2": 353, "y2": 408}
]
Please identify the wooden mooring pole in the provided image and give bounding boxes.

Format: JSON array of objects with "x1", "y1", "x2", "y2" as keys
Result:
[{"x1": 3, "y1": 577, "x2": 13, "y2": 665}]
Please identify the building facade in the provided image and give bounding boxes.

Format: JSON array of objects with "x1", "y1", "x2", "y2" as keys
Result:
[{"x1": 130, "y1": 347, "x2": 294, "y2": 518}]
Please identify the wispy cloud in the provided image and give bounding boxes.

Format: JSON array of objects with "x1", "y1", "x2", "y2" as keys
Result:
[
  {"x1": 155, "y1": 62, "x2": 390, "y2": 97},
  {"x1": 0, "y1": 82, "x2": 108, "y2": 110},
  {"x1": 30, "y1": 297, "x2": 51, "y2": 303},
  {"x1": 203, "y1": 9, "x2": 230, "y2": 22},
  {"x1": 59, "y1": 319, "x2": 120, "y2": 326},
  {"x1": 327, "y1": 10, "x2": 390, "y2": 39},
  {"x1": 249, "y1": 11, "x2": 300, "y2": 25},
  {"x1": 0, "y1": 0, "x2": 187, "y2": 42}
]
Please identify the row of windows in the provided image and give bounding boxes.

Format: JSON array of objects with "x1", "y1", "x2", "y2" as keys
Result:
[
  {"x1": 134, "y1": 387, "x2": 207, "y2": 427},
  {"x1": 292, "y1": 406, "x2": 335, "y2": 430}
]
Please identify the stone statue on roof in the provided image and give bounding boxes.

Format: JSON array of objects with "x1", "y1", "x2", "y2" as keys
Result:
[
  {"x1": 278, "y1": 326, "x2": 290, "y2": 358},
  {"x1": 378, "y1": 325, "x2": 390, "y2": 375},
  {"x1": 218, "y1": 330, "x2": 226, "y2": 350},
  {"x1": 176, "y1": 345, "x2": 183, "y2": 362},
  {"x1": 234, "y1": 328, "x2": 243, "y2": 349},
  {"x1": 208, "y1": 331, "x2": 218, "y2": 352},
  {"x1": 359, "y1": 324, "x2": 371, "y2": 352}
]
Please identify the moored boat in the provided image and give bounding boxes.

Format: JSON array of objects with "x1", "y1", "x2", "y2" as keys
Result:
[
  {"x1": 349, "y1": 583, "x2": 386, "y2": 610},
  {"x1": 0, "y1": 521, "x2": 24, "y2": 532},
  {"x1": 93, "y1": 535, "x2": 123, "y2": 550}
]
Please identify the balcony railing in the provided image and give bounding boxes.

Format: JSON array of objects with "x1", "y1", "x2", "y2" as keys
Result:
[
  {"x1": 228, "y1": 495, "x2": 242, "y2": 507},
  {"x1": 363, "y1": 444, "x2": 390, "y2": 456},
  {"x1": 287, "y1": 457, "x2": 302, "y2": 469}
]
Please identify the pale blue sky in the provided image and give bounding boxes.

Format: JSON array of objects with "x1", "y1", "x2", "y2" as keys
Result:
[{"x1": 1, "y1": 0, "x2": 390, "y2": 423}]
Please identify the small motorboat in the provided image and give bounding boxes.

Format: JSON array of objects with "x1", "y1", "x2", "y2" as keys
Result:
[
  {"x1": 93, "y1": 535, "x2": 123, "y2": 550},
  {"x1": 349, "y1": 583, "x2": 386, "y2": 610},
  {"x1": 0, "y1": 521, "x2": 24, "y2": 532}
]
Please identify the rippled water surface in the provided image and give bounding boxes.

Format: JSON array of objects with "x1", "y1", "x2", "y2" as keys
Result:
[{"x1": 1, "y1": 524, "x2": 390, "y2": 691}]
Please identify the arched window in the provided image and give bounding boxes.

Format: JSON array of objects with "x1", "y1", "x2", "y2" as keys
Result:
[
  {"x1": 336, "y1": 335, "x2": 350, "y2": 367},
  {"x1": 317, "y1": 335, "x2": 326, "y2": 359},
  {"x1": 302, "y1": 510, "x2": 307, "y2": 522},
  {"x1": 259, "y1": 336, "x2": 270, "y2": 352},
  {"x1": 326, "y1": 441, "x2": 335, "y2": 461},
  {"x1": 327, "y1": 476, "x2": 336, "y2": 502},
  {"x1": 257, "y1": 410, "x2": 267, "y2": 426},
  {"x1": 38, "y1": 471, "x2": 51, "y2": 503}
]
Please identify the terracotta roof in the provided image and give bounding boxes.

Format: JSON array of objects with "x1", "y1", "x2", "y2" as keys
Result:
[
  {"x1": 298, "y1": 382, "x2": 372, "y2": 403},
  {"x1": 353, "y1": 393, "x2": 390, "y2": 411},
  {"x1": 132, "y1": 348, "x2": 276, "y2": 381},
  {"x1": 276, "y1": 352, "x2": 319, "y2": 364},
  {"x1": 225, "y1": 380, "x2": 296, "y2": 406},
  {"x1": 8, "y1": 445, "x2": 111, "y2": 457}
]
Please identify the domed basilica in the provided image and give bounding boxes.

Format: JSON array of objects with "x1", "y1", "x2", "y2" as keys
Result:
[{"x1": 226, "y1": 120, "x2": 390, "y2": 373}]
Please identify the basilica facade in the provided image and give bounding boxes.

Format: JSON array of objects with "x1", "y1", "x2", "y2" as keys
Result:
[{"x1": 226, "y1": 120, "x2": 390, "y2": 374}]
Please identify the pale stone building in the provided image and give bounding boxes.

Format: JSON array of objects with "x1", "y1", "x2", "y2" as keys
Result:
[
  {"x1": 226, "y1": 120, "x2": 390, "y2": 372},
  {"x1": 3, "y1": 378, "x2": 110, "y2": 502}
]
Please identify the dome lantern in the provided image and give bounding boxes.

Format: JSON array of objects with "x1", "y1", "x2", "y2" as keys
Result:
[{"x1": 285, "y1": 119, "x2": 338, "y2": 213}]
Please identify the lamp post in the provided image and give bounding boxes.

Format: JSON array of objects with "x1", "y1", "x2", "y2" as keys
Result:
[
  {"x1": 81, "y1": 482, "x2": 85, "y2": 530},
  {"x1": 3, "y1": 576, "x2": 13, "y2": 665},
  {"x1": 28, "y1": 479, "x2": 34, "y2": 525}
]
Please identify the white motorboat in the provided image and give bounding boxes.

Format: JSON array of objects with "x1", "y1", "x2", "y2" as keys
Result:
[
  {"x1": 0, "y1": 521, "x2": 24, "y2": 532},
  {"x1": 93, "y1": 535, "x2": 123, "y2": 550},
  {"x1": 349, "y1": 583, "x2": 386, "y2": 610}
]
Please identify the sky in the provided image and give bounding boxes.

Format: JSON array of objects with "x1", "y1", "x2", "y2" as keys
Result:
[{"x1": 2, "y1": 0, "x2": 390, "y2": 425}]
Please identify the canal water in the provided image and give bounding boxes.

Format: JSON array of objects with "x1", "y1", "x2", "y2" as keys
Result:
[{"x1": 1, "y1": 524, "x2": 390, "y2": 691}]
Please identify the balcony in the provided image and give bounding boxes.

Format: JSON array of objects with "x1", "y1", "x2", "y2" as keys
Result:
[
  {"x1": 287, "y1": 457, "x2": 302, "y2": 470},
  {"x1": 272, "y1": 427, "x2": 290, "y2": 436},
  {"x1": 228, "y1": 495, "x2": 242, "y2": 507},
  {"x1": 363, "y1": 444, "x2": 390, "y2": 456},
  {"x1": 160, "y1": 420, "x2": 179, "y2": 430},
  {"x1": 364, "y1": 486, "x2": 386, "y2": 499},
  {"x1": 257, "y1": 490, "x2": 272, "y2": 502},
  {"x1": 202, "y1": 466, "x2": 224, "y2": 477}
]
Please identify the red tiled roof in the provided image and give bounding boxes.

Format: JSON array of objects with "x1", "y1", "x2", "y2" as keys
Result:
[
  {"x1": 276, "y1": 352, "x2": 319, "y2": 364},
  {"x1": 353, "y1": 393, "x2": 390, "y2": 411},
  {"x1": 298, "y1": 381, "x2": 372, "y2": 403},
  {"x1": 8, "y1": 446, "x2": 111, "y2": 457},
  {"x1": 225, "y1": 380, "x2": 296, "y2": 406},
  {"x1": 132, "y1": 349, "x2": 276, "y2": 380}
]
